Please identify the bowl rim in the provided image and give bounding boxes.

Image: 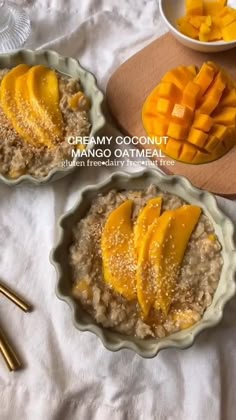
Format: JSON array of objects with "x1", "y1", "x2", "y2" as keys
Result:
[
  {"x1": 50, "y1": 169, "x2": 236, "y2": 357},
  {"x1": 159, "y1": 0, "x2": 236, "y2": 47},
  {"x1": 0, "y1": 49, "x2": 106, "y2": 186}
]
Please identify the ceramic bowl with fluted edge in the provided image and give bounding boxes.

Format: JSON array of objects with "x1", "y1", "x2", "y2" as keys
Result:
[
  {"x1": 0, "y1": 49, "x2": 106, "y2": 185},
  {"x1": 50, "y1": 170, "x2": 236, "y2": 358},
  {"x1": 160, "y1": 0, "x2": 236, "y2": 53}
]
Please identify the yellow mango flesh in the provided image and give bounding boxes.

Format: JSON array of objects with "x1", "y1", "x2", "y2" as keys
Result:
[
  {"x1": 203, "y1": 0, "x2": 227, "y2": 15},
  {"x1": 222, "y1": 20, "x2": 236, "y2": 40},
  {"x1": 134, "y1": 197, "x2": 162, "y2": 255},
  {"x1": 178, "y1": 1, "x2": 236, "y2": 42},
  {"x1": 172, "y1": 309, "x2": 200, "y2": 329},
  {"x1": 27, "y1": 65, "x2": 63, "y2": 139},
  {"x1": 137, "y1": 210, "x2": 172, "y2": 317},
  {"x1": 0, "y1": 64, "x2": 64, "y2": 148},
  {"x1": 15, "y1": 73, "x2": 53, "y2": 148},
  {"x1": 101, "y1": 200, "x2": 137, "y2": 300},
  {"x1": 186, "y1": 0, "x2": 204, "y2": 15},
  {"x1": 0, "y1": 65, "x2": 35, "y2": 145},
  {"x1": 137, "y1": 205, "x2": 201, "y2": 317},
  {"x1": 142, "y1": 62, "x2": 236, "y2": 164}
]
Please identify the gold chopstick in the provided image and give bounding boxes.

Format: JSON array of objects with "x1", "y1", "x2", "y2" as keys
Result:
[
  {"x1": 0, "y1": 325, "x2": 21, "y2": 371},
  {"x1": 0, "y1": 281, "x2": 32, "y2": 312}
]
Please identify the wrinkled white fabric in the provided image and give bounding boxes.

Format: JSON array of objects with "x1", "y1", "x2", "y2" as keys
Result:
[{"x1": 0, "y1": 1, "x2": 236, "y2": 419}]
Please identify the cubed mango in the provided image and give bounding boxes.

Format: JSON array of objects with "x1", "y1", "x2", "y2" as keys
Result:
[
  {"x1": 194, "y1": 62, "x2": 216, "y2": 95},
  {"x1": 188, "y1": 65, "x2": 198, "y2": 76},
  {"x1": 156, "y1": 98, "x2": 173, "y2": 115},
  {"x1": 182, "y1": 81, "x2": 201, "y2": 109},
  {"x1": 167, "y1": 122, "x2": 188, "y2": 140},
  {"x1": 165, "y1": 138, "x2": 182, "y2": 159},
  {"x1": 180, "y1": 143, "x2": 197, "y2": 161},
  {"x1": 221, "y1": 12, "x2": 236, "y2": 27},
  {"x1": 158, "y1": 82, "x2": 181, "y2": 100},
  {"x1": 187, "y1": 127, "x2": 208, "y2": 147},
  {"x1": 142, "y1": 62, "x2": 236, "y2": 164},
  {"x1": 198, "y1": 88, "x2": 223, "y2": 114},
  {"x1": 189, "y1": 15, "x2": 207, "y2": 28},
  {"x1": 162, "y1": 67, "x2": 194, "y2": 90},
  {"x1": 221, "y1": 88, "x2": 236, "y2": 107},
  {"x1": 193, "y1": 113, "x2": 214, "y2": 131},
  {"x1": 171, "y1": 103, "x2": 193, "y2": 123},
  {"x1": 153, "y1": 119, "x2": 169, "y2": 136},
  {"x1": 213, "y1": 107, "x2": 236, "y2": 125},
  {"x1": 203, "y1": 0, "x2": 226, "y2": 16},
  {"x1": 222, "y1": 20, "x2": 236, "y2": 40},
  {"x1": 186, "y1": 0, "x2": 204, "y2": 15},
  {"x1": 210, "y1": 123, "x2": 228, "y2": 139},
  {"x1": 204, "y1": 134, "x2": 219, "y2": 151}
]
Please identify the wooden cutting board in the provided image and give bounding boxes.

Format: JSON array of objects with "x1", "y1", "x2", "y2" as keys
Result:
[{"x1": 106, "y1": 32, "x2": 236, "y2": 197}]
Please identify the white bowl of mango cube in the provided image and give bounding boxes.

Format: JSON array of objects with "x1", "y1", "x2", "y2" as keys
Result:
[{"x1": 160, "y1": 0, "x2": 236, "y2": 52}]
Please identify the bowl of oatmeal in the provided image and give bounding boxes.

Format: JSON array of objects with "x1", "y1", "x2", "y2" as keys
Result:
[
  {"x1": 0, "y1": 49, "x2": 105, "y2": 185},
  {"x1": 51, "y1": 170, "x2": 236, "y2": 357}
]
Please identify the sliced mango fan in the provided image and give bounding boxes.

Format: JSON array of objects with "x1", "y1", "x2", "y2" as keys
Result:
[
  {"x1": 101, "y1": 198, "x2": 201, "y2": 318},
  {"x1": 0, "y1": 64, "x2": 64, "y2": 148},
  {"x1": 142, "y1": 61, "x2": 236, "y2": 164}
]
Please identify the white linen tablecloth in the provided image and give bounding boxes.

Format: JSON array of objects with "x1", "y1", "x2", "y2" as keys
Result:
[{"x1": 1, "y1": 1, "x2": 236, "y2": 419}]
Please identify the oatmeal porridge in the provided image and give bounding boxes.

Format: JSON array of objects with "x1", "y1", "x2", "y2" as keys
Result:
[
  {"x1": 69, "y1": 185, "x2": 223, "y2": 339},
  {"x1": 0, "y1": 65, "x2": 91, "y2": 178}
]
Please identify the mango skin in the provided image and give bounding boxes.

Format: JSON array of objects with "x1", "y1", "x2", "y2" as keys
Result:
[{"x1": 142, "y1": 62, "x2": 236, "y2": 164}]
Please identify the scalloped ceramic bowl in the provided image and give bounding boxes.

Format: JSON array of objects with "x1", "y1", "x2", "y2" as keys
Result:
[
  {"x1": 0, "y1": 49, "x2": 106, "y2": 185},
  {"x1": 160, "y1": 0, "x2": 236, "y2": 53},
  {"x1": 50, "y1": 170, "x2": 236, "y2": 357}
]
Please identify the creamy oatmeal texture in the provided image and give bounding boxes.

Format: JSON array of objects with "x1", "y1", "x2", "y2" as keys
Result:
[
  {"x1": 69, "y1": 185, "x2": 223, "y2": 339},
  {"x1": 0, "y1": 69, "x2": 91, "y2": 178}
]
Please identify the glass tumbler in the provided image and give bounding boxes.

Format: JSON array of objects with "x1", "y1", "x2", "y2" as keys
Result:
[{"x1": 0, "y1": 0, "x2": 31, "y2": 53}]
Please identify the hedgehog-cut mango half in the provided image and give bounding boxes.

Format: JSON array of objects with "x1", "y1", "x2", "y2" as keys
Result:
[{"x1": 142, "y1": 62, "x2": 236, "y2": 164}]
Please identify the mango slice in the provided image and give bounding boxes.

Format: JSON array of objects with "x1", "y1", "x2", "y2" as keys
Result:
[
  {"x1": 27, "y1": 65, "x2": 63, "y2": 139},
  {"x1": 15, "y1": 72, "x2": 53, "y2": 147},
  {"x1": 178, "y1": 1, "x2": 236, "y2": 42},
  {"x1": 134, "y1": 197, "x2": 162, "y2": 255},
  {"x1": 137, "y1": 205, "x2": 201, "y2": 317},
  {"x1": 137, "y1": 210, "x2": 172, "y2": 317},
  {"x1": 101, "y1": 200, "x2": 137, "y2": 300},
  {"x1": 0, "y1": 65, "x2": 36, "y2": 144},
  {"x1": 142, "y1": 62, "x2": 236, "y2": 164},
  {"x1": 0, "y1": 64, "x2": 64, "y2": 148}
]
